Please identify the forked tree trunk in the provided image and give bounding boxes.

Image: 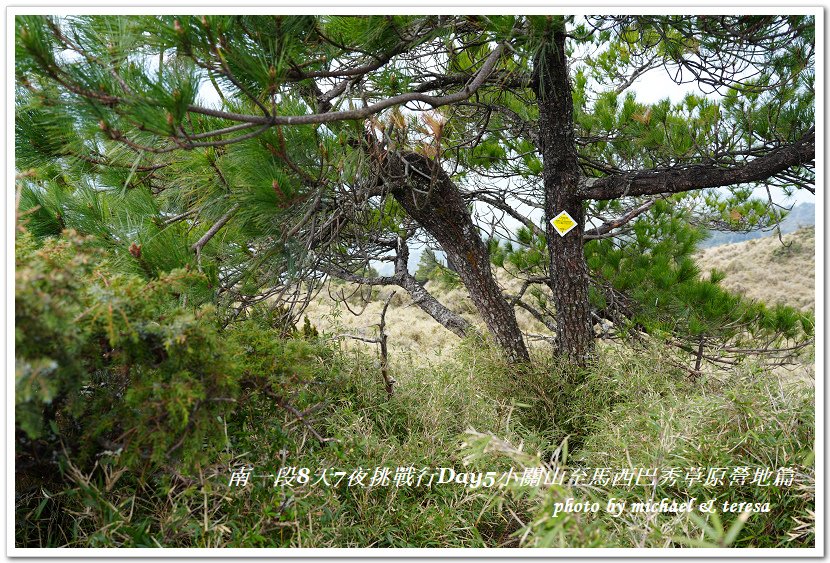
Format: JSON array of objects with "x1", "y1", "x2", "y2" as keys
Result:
[
  {"x1": 379, "y1": 150, "x2": 530, "y2": 364},
  {"x1": 535, "y1": 22, "x2": 595, "y2": 364}
]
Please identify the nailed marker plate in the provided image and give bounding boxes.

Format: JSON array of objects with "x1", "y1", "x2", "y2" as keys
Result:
[{"x1": 551, "y1": 210, "x2": 577, "y2": 237}]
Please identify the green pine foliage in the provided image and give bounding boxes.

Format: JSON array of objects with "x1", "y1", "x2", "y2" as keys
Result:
[
  {"x1": 494, "y1": 199, "x2": 813, "y2": 352},
  {"x1": 414, "y1": 248, "x2": 461, "y2": 288},
  {"x1": 17, "y1": 176, "x2": 204, "y2": 284},
  {"x1": 583, "y1": 200, "x2": 813, "y2": 345},
  {"x1": 14, "y1": 14, "x2": 814, "y2": 315}
]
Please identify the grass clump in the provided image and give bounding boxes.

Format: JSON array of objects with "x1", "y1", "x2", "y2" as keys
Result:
[{"x1": 471, "y1": 344, "x2": 815, "y2": 548}]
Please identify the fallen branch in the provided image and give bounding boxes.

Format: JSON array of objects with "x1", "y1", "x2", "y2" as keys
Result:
[
  {"x1": 339, "y1": 291, "x2": 397, "y2": 396},
  {"x1": 258, "y1": 386, "x2": 335, "y2": 444}
]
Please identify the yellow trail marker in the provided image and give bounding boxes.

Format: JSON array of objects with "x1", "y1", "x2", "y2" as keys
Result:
[{"x1": 551, "y1": 210, "x2": 577, "y2": 237}]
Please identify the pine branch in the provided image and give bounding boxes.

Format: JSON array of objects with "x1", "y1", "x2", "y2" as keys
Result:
[
  {"x1": 581, "y1": 127, "x2": 815, "y2": 201},
  {"x1": 583, "y1": 198, "x2": 658, "y2": 239},
  {"x1": 184, "y1": 42, "x2": 506, "y2": 127},
  {"x1": 190, "y1": 204, "x2": 240, "y2": 270}
]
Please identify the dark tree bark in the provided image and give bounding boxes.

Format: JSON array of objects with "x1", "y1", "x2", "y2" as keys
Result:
[
  {"x1": 535, "y1": 20, "x2": 595, "y2": 364},
  {"x1": 581, "y1": 127, "x2": 815, "y2": 200},
  {"x1": 375, "y1": 149, "x2": 530, "y2": 363}
]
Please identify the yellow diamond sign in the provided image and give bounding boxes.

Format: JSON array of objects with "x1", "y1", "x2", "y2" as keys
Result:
[{"x1": 551, "y1": 210, "x2": 577, "y2": 237}]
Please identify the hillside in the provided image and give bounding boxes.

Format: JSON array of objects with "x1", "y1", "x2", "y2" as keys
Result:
[
  {"x1": 695, "y1": 227, "x2": 816, "y2": 311},
  {"x1": 302, "y1": 228, "x2": 816, "y2": 362},
  {"x1": 699, "y1": 202, "x2": 815, "y2": 248}
]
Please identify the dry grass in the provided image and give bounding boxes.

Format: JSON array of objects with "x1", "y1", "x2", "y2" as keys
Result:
[
  {"x1": 695, "y1": 227, "x2": 815, "y2": 311},
  {"x1": 302, "y1": 272, "x2": 554, "y2": 363},
  {"x1": 303, "y1": 229, "x2": 815, "y2": 370},
  {"x1": 301, "y1": 283, "x2": 474, "y2": 361},
  {"x1": 694, "y1": 228, "x2": 816, "y2": 387}
]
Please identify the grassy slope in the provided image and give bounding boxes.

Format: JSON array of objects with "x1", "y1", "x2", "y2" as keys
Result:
[
  {"x1": 302, "y1": 274, "x2": 553, "y2": 361},
  {"x1": 282, "y1": 230, "x2": 816, "y2": 548},
  {"x1": 18, "y1": 230, "x2": 816, "y2": 548},
  {"x1": 695, "y1": 227, "x2": 815, "y2": 311}
]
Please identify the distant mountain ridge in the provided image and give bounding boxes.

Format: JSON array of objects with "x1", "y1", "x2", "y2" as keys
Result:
[
  {"x1": 695, "y1": 226, "x2": 814, "y2": 311},
  {"x1": 699, "y1": 202, "x2": 815, "y2": 248}
]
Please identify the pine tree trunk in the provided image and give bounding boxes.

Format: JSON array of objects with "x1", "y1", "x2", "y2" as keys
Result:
[
  {"x1": 535, "y1": 21, "x2": 595, "y2": 364},
  {"x1": 382, "y1": 151, "x2": 531, "y2": 364}
]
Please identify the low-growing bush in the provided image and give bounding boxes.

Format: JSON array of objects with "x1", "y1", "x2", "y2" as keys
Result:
[
  {"x1": 15, "y1": 231, "x2": 333, "y2": 547},
  {"x1": 16, "y1": 231, "x2": 237, "y2": 475}
]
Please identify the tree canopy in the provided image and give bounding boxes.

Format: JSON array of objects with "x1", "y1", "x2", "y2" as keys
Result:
[{"x1": 16, "y1": 14, "x2": 815, "y2": 364}]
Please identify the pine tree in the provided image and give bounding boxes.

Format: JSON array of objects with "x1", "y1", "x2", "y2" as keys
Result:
[
  {"x1": 497, "y1": 198, "x2": 813, "y2": 368},
  {"x1": 414, "y1": 248, "x2": 441, "y2": 284},
  {"x1": 15, "y1": 15, "x2": 815, "y2": 365}
]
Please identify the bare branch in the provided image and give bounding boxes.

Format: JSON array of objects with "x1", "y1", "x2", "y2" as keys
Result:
[
  {"x1": 613, "y1": 55, "x2": 661, "y2": 95},
  {"x1": 190, "y1": 204, "x2": 240, "y2": 271},
  {"x1": 379, "y1": 291, "x2": 396, "y2": 396},
  {"x1": 583, "y1": 198, "x2": 658, "y2": 239}
]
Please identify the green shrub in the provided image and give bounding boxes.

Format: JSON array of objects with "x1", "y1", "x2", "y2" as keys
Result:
[
  {"x1": 16, "y1": 230, "x2": 239, "y2": 474},
  {"x1": 16, "y1": 230, "x2": 338, "y2": 547}
]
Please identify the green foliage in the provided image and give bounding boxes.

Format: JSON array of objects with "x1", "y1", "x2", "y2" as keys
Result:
[
  {"x1": 16, "y1": 229, "x2": 340, "y2": 547},
  {"x1": 494, "y1": 226, "x2": 547, "y2": 272},
  {"x1": 413, "y1": 248, "x2": 461, "y2": 288},
  {"x1": 302, "y1": 316, "x2": 320, "y2": 339},
  {"x1": 492, "y1": 199, "x2": 812, "y2": 353},
  {"x1": 16, "y1": 168, "x2": 203, "y2": 287},
  {"x1": 16, "y1": 230, "x2": 237, "y2": 472},
  {"x1": 583, "y1": 199, "x2": 814, "y2": 347}
]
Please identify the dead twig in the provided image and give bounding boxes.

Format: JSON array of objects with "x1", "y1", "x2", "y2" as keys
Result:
[
  {"x1": 257, "y1": 386, "x2": 335, "y2": 444},
  {"x1": 339, "y1": 291, "x2": 397, "y2": 396},
  {"x1": 379, "y1": 291, "x2": 396, "y2": 396}
]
